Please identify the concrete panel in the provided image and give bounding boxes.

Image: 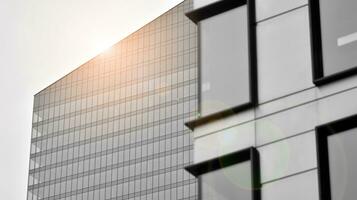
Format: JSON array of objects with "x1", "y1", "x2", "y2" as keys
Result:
[
  {"x1": 256, "y1": 0, "x2": 307, "y2": 21},
  {"x1": 257, "y1": 6, "x2": 313, "y2": 103},
  {"x1": 262, "y1": 170, "x2": 319, "y2": 200},
  {"x1": 193, "y1": 122, "x2": 255, "y2": 163},
  {"x1": 317, "y1": 87, "x2": 357, "y2": 125},
  {"x1": 256, "y1": 87, "x2": 316, "y2": 118},
  {"x1": 193, "y1": 109, "x2": 254, "y2": 138},
  {"x1": 258, "y1": 131, "x2": 317, "y2": 182},
  {"x1": 193, "y1": 0, "x2": 221, "y2": 9},
  {"x1": 257, "y1": 102, "x2": 317, "y2": 145}
]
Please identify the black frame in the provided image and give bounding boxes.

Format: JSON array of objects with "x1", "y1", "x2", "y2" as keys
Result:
[
  {"x1": 185, "y1": 147, "x2": 261, "y2": 200},
  {"x1": 185, "y1": 0, "x2": 257, "y2": 130},
  {"x1": 315, "y1": 114, "x2": 357, "y2": 200},
  {"x1": 309, "y1": 0, "x2": 357, "y2": 86}
]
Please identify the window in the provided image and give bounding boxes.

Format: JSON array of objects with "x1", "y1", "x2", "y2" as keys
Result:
[
  {"x1": 316, "y1": 114, "x2": 357, "y2": 200},
  {"x1": 310, "y1": 0, "x2": 357, "y2": 85},
  {"x1": 185, "y1": 0, "x2": 257, "y2": 129},
  {"x1": 185, "y1": 147, "x2": 261, "y2": 200}
]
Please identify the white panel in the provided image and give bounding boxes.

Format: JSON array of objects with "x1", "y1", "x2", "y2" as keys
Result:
[
  {"x1": 194, "y1": 122, "x2": 255, "y2": 163},
  {"x1": 256, "y1": 0, "x2": 307, "y2": 21},
  {"x1": 317, "y1": 87, "x2": 357, "y2": 125},
  {"x1": 257, "y1": 7, "x2": 313, "y2": 103},
  {"x1": 262, "y1": 170, "x2": 319, "y2": 200},
  {"x1": 258, "y1": 131, "x2": 317, "y2": 182},
  {"x1": 193, "y1": 0, "x2": 221, "y2": 9},
  {"x1": 256, "y1": 102, "x2": 317, "y2": 145},
  {"x1": 193, "y1": 109, "x2": 255, "y2": 138},
  {"x1": 255, "y1": 87, "x2": 316, "y2": 118}
]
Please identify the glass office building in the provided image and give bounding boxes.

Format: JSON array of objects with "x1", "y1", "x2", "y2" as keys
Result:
[{"x1": 27, "y1": 0, "x2": 198, "y2": 199}]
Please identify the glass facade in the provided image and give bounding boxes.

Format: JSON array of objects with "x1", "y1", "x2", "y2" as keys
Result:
[
  {"x1": 200, "y1": 5, "x2": 250, "y2": 117},
  {"x1": 185, "y1": 0, "x2": 257, "y2": 127},
  {"x1": 27, "y1": 1, "x2": 198, "y2": 199},
  {"x1": 310, "y1": 0, "x2": 357, "y2": 84},
  {"x1": 201, "y1": 161, "x2": 252, "y2": 200},
  {"x1": 316, "y1": 114, "x2": 357, "y2": 200},
  {"x1": 319, "y1": 0, "x2": 357, "y2": 77},
  {"x1": 185, "y1": 147, "x2": 260, "y2": 200},
  {"x1": 328, "y1": 129, "x2": 357, "y2": 200}
]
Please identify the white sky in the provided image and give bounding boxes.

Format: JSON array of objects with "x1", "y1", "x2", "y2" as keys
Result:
[{"x1": 0, "y1": 0, "x2": 182, "y2": 199}]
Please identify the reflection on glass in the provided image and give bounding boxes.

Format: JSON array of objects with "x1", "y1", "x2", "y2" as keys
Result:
[
  {"x1": 337, "y1": 32, "x2": 357, "y2": 47},
  {"x1": 201, "y1": 161, "x2": 252, "y2": 200}
]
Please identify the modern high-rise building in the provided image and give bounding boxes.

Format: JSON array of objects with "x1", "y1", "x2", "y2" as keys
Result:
[
  {"x1": 28, "y1": 0, "x2": 357, "y2": 200},
  {"x1": 27, "y1": 1, "x2": 198, "y2": 199}
]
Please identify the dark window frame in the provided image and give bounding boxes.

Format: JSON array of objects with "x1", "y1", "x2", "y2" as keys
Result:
[
  {"x1": 315, "y1": 114, "x2": 357, "y2": 200},
  {"x1": 309, "y1": 0, "x2": 357, "y2": 85},
  {"x1": 185, "y1": 0, "x2": 257, "y2": 130},
  {"x1": 185, "y1": 147, "x2": 261, "y2": 200}
]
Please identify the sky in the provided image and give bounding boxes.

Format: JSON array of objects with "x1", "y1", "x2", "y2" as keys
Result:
[{"x1": 0, "y1": 0, "x2": 182, "y2": 199}]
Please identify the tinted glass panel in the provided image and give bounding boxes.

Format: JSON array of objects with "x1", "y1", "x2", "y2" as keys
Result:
[
  {"x1": 201, "y1": 161, "x2": 252, "y2": 200},
  {"x1": 328, "y1": 128, "x2": 357, "y2": 200},
  {"x1": 320, "y1": 0, "x2": 357, "y2": 76},
  {"x1": 200, "y1": 6, "x2": 250, "y2": 116}
]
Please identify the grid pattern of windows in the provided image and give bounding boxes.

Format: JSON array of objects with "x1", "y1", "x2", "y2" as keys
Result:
[{"x1": 27, "y1": 1, "x2": 198, "y2": 199}]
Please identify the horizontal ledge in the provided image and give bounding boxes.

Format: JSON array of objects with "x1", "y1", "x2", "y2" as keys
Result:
[
  {"x1": 185, "y1": 102, "x2": 254, "y2": 130},
  {"x1": 316, "y1": 113, "x2": 357, "y2": 135},
  {"x1": 314, "y1": 66, "x2": 357, "y2": 86},
  {"x1": 185, "y1": 0, "x2": 247, "y2": 24},
  {"x1": 184, "y1": 147, "x2": 255, "y2": 177}
]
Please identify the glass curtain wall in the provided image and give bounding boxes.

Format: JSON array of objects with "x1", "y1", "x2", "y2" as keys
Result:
[{"x1": 27, "y1": 1, "x2": 198, "y2": 199}]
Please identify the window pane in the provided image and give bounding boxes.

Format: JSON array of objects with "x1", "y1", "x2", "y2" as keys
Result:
[
  {"x1": 320, "y1": 0, "x2": 357, "y2": 76},
  {"x1": 200, "y1": 6, "x2": 250, "y2": 116},
  {"x1": 328, "y1": 128, "x2": 357, "y2": 200},
  {"x1": 201, "y1": 161, "x2": 252, "y2": 200}
]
